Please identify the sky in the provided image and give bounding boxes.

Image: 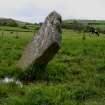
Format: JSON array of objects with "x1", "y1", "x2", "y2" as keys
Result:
[{"x1": 0, "y1": 0, "x2": 105, "y2": 23}]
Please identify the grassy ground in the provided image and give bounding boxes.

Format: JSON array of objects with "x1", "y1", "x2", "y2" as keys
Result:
[
  {"x1": 0, "y1": 26, "x2": 31, "y2": 32},
  {"x1": 0, "y1": 29, "x2": 105, "y2": 105},
  {"x1": 0, "y1": 25, "x2": 38, "y2": 32}
]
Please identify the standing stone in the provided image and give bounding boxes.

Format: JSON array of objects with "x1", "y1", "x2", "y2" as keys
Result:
[{"x1": 17, "y1": 11, "x2": 62, "y2": 70}]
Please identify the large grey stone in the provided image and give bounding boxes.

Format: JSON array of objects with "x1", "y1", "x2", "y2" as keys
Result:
[{"x1": 17, "y1": 11, "x2": 62, "y2": 70}]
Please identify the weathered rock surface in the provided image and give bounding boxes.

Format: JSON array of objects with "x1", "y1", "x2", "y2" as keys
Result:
[{"x1": 17, "y1": 11, "x2": 62, "y2": 70}]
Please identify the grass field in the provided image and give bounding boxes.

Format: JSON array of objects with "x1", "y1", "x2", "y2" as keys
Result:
[{"x1": 0, "y1": 29, "x2": 105, "y2": 105}]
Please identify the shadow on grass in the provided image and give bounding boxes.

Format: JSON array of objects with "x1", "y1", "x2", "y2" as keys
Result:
[{"x1": 17, "y1": 64, "x2": 48, "y2": 83}]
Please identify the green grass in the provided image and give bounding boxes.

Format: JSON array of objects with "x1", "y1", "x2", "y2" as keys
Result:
[
  {"x1": 0, "y1": 26, "x2": 30, "y2": 32},
  {"x1": 0, "y1": 31, "x2": 33, "y2": 77},
  {"x1": 0, "y1": 25, "x2": 38, "y2": 32},
  {"x1": 0, "y1": 29, "x2": 105, "y2": 104}
]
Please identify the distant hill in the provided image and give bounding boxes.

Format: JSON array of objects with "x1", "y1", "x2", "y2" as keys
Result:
[
  {"x1": 1, "y1": 18, "x2": 105, "y2": 33},
  {"x1": 62, "y1": 19, "x2": 105, "y2": 34},
  {"x1": 1, "y1": 18, "x2": 105, "y2": 26},
  {"x1": 63, "y1": 19, "x2": 105, "y2": 25},
  {"x1": 0, "y1": 18, "x2": 15, "y2": 25},
  {"x1": 0, "y1": 17, "x2": 39, "y2": 32},
  {"x1": 0, "y1": 17, "x2": 34, "y2": 27}
]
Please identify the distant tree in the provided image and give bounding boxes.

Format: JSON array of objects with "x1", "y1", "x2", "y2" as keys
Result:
[
  {"x1": 62, "y1": 20, "x2": 86, "y2": 32},
  {"x1": 7, "y1": 21, "x2": 18, "y2": 27},
  {"x1": 3, "y1": 22, "x2": 7, "y2": 26},
  {"x1": 22, "y1": 24, "x2": 28, "y2": 29}
]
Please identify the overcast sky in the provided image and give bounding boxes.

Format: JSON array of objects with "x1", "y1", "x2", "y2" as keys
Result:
[{"x1": 0, "y1": 0, "x2": 105, "y2": 23}]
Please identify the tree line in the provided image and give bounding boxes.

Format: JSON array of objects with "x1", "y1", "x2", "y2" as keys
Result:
[{"x1": 62, "y1": 20, "x2": 105, "y2": 34}]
